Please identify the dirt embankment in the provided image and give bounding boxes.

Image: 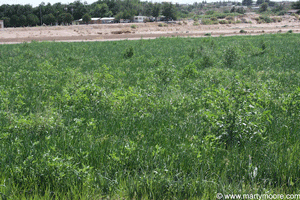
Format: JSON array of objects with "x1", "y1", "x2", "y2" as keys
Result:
[{"x1": 0, "y1": 14, "x2": 299, "y2": 44}]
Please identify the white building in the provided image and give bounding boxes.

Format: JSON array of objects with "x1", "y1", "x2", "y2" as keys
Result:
[
  {"x1": 100, "y1": 17, "x2": 115, "y2": 24},
  {"x1": 133, "y1": 16, "x2": 149, "y2": 23}
]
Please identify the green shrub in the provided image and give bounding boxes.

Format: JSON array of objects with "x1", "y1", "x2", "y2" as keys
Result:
[
  {"x1": 131, "y1": 24, "x2": 137, "y2": 29},
  {"x1": 219, "y1": 20, "x2": 228, "y2": 24},
  {"x1": 210, "y1": 17, "x2": 218, "y2": 21},
  {"x1": 224, "y1": 46, "x2": 238, "y2": 67},
  {"x1": 226, "y1": 16, "x2": 234, "y2": 20},
  {"x1": 240, "y1": 29, "x2": 247, "y2": 33},
  {"x1": 202, "y1": 19, "x2": 213, "y2": 25},
  {"x1": 205, "y1": 10, "x2": 215, "y2": 15},
  {"x1": 123, "y1": 46, "x2": 134, "y2": 58}
]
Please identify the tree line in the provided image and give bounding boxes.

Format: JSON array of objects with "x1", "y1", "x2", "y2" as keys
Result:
[
  {"x1": 1, "y1": 0, "x2": 299, "y2": 27},
  {"x1": 0, "y1": 0, "x2": 182, "y2": 27}
]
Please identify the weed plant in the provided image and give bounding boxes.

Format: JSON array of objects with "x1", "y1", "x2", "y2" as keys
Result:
[{"x1": 0, "y1": 34, "x2": 300, "y2": 199}]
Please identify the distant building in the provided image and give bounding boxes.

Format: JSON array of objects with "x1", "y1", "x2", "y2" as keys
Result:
[
  {"x1": 120, "y1": 19, "x2": 131, "y2": 23},
  {"x1": 76, "y1": 17, "x2": 115, "y2": 24},
  {"x1": 0, "y1": 20, "x2": 4, "y2": 29},
  {"x1": 252, "y1": 6, "x2": 260, "y2": 11},
  {"x1": 90, "y1": 18, "x2": 101, "y2": 24},
  {"x1": 287, "y1": 9, "x2": 300, "y2": 15},
  {"x1": 100, "y1": 17, "x2": 115, "y2": 24},
  {"x1": 133, "y1": 16, "x2": 149, "y2": 23}
]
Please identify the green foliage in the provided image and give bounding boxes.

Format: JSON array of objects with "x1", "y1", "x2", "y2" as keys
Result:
[
  {"x1": 162, "y1": 2, "x2": 177, "y2": 20},
  {"x1": 240, "y1": 29, "x2": 247, "y2": 33},
  {"x1": 26, "y1": 14, "x2": 39, "y2": 26},
  {"x1": 224, "y1": 46, "x2": 238, "y2": 67},
  {"x1": 205, "y1": 10, "x2": 215, "y2": 15},
  {"x1": 82, "y1": 13, "x2": 91, "y2": 24},
  {"x1": 152, "y1": 3, "x2": 161, "y2": 20},
  {"x1": 131, "y1": 24, "x2": 137, "y2": 29},
  {"x1": 292, "y1": 0, "x2": 300, "y2": 9},
  {"x1": 219, "y1": 19, "x2": 228, "y2": 24},
  {"x1": 123, "y1": 46, "x2": 134, "y2": 58},
  {"x1": 259, "y1": 2, "x2": 269, "y2": 12},
  {"x1": 242, "y1": 0, "x2": 253, "y2": 6},
  {"x1": 43, "y1": 13, "x2": 56, "y2": 25},
  {"x1": 255, "y1": 15, "x2": 272, "y2": 23},
  {"x1": 58, "y1": 13, "x2": 74, "y2": 25},
  {"x1": 91, "y1": 3, "x2": 111, "y2": 18},
  {"x1": 1, "y1": 34, "x2": 300, "y2": 199}
]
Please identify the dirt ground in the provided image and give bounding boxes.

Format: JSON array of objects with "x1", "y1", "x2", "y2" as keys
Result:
[{"x1": 0, "y1": 14, "x2": 299, "y2": 44}]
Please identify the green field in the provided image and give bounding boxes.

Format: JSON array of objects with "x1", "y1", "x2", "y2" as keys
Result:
[{"x1": 0, "y1": 34, "x2": 300, "y2": 199}]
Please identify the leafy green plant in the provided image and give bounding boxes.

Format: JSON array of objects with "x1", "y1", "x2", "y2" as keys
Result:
[
  {"x1": 1, "y1": 34, "x2": 300, "y2": 199},
  {"x1": 123, "y1": 46, "x2": 134, "y2": 58}
]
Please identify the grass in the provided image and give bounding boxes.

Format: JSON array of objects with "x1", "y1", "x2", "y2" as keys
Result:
[{"x1": 0, "y1": 34, "x2": 300, "y2": 199}]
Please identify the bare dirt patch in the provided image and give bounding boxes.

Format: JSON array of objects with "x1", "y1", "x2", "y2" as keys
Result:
[{"x1": 0, "y1": 14, "x2": 299, "y2": 44}]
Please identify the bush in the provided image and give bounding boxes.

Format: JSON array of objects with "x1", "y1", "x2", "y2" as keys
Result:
[
  {"x1": 226, "y1": 16, "x2": 234, "y2": 20},
  {"x1": 240, "y1": 29, "x2": 247, "y2": 33},
  {"x1": 131, "y1": 24, "x2": 137, "y2": 29},
  {"x1": 204, "y1": 33, "x2": 211, "y2": 36},
  {"x1": 224, "y1": 46, "x2": 238, "y2": 67},
  {"x1": 277, "y1": 11, "x2": 286, "y2": 15},
  {"x1": 158, "y1": 23, "x2": 167, "y2": 27},
  {"x1": 219, "y1": 20, "x2": 228, "y2": 24},
  {"x1": 123, "y1": 47, "x2": 134, "y2": 58},
  {"x1": 287, "y1": 30, "x2": 293, "y2": 33},
  {"x1": 202, "y1": 19, "x2": 213, "y2": 25},
  {"x1": 205, "y1": 10, "x2": 215, "y2": 15}
]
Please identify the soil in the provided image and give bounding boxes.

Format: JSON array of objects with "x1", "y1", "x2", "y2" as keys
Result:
[{"x1": 0, "y1": 14, "x2": 299, "y2": 44}]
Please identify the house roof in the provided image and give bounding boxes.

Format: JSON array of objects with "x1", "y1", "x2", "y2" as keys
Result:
[{"x1": 101, "y1": 17, "x2": 115, "y2": 20}]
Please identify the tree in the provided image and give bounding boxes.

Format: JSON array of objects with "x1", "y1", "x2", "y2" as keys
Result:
[
  {"x1": 144, "y1": 2, "x2": 153, "y2": 16},
  {"x1": 162, "y1": 2, "x2": 177, "y2": 21},
  {"x1": 259, "y1": 2, "x2": 268, "y2": 12},
  {"x1": 58, "y1": 13, "x2": 73, "y2": 25},
  {"x1": 237, "y1": 7, "x2": 246, "y2": 14},
  {"x1": 82, "y1": 13, "x2": 91, "y2": 24},
  {"x1": 10, "y1": 15, "x2": 19, "y2": 27},
  {"x1": 292, "y1": 0, "x2": 300, "y2": 9},
  {"x1": 91, "y1": 3, "x2": 110, "y2": 17},
  {"x1": 43, "y1": 13, "x2": 56, "y2": 25},
  {"x1": 26, "y1": 14, "x2": 39, "y2": 26},
  {"x1": 19, "y1": 15, "x2": 27, "y2": 26},
  {"x1": 256, "y1": 0, "x2": 264, "y2": 5},
  {"x1": 152, "y1": 3, "x2": 160, "y2": 21},
  {"x1": 242, "y1": 0, "x2": 253, "y2": 6},
  {"x1": 230, "y1": 6, "x2": 236, "y2": 13},
  {"x1": 1, "y1": 17, "x2": 10, "y2": 27}
]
